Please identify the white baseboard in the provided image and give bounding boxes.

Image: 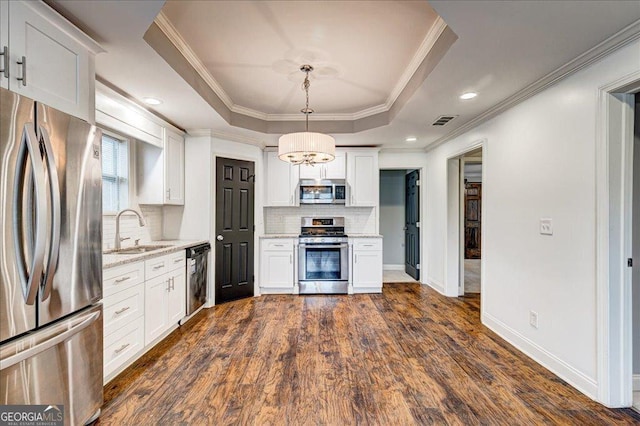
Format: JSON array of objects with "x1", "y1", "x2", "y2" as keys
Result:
[
  {"x1": 425, "y1": 277, "x2": 446, "y2": 295},
  {"x1": 383, "y1": 264, "x2": 405, "y2": 271},
  {"x1": 483, "y1": 312, "x2": 598, "y2": 400},
  {"x1": 633, "y1": 374, "x2": 640, "y2": 391}
]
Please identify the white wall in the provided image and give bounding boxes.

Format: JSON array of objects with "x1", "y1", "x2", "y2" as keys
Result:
[
  {"x1": 379, "y1": 170, "x2": 405, "y2": 266},
  {"x1": 423, "y1": 39, "x2": 640, "y2": 400}
]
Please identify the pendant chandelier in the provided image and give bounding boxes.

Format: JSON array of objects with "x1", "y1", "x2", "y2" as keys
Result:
[{"x1": 278, "y1": 65, "x2": 335, "y2": 165}]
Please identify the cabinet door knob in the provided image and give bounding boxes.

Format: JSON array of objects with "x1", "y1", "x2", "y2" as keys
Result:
[{"x1": 216, "y1": 235, "x2": 224, "y2": 241}]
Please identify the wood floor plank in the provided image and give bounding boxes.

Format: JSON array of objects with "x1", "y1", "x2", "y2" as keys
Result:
[{"x1": 98, "y1": 283, "x2": 640, "y2": 425}]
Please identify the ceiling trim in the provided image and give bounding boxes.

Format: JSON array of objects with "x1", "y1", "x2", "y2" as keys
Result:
[
  {"x1": 153, "y1": 11, "x2": 448, "y2": 122},
  {"x1": 424, "y1": 19, "x2": 640, "y2": 153},
  {"x1": 154, "y1": 12, "x2": 235, "y2": 110},
  {"x1": 144, "y1": 20, "x2": 457, "y2": 134},
  {"x1": 186, "y1": 128, "x2": 267, "y2": 148}
]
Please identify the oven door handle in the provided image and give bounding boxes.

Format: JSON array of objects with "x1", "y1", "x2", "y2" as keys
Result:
[{"x1": 299, "y1": 244, "x2": 349, "y2": 249}]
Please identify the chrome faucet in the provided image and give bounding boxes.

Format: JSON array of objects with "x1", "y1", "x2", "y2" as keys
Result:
[{"x1": 114, "y1": 209, "x2": 146, "y2": 249}]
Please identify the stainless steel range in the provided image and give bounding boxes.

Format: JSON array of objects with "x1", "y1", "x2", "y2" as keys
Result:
[{"x1": 298, "y1": 217, "x2": 349, "y2": 294}]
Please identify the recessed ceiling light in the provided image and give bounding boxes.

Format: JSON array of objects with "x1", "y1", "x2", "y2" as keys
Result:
[
  {"x1": 405, "y1": 137, "x2": 417, "y2": 143},
  {"x1": 460, "y1": 92, "x2": 477, "y2": 100},
  {"x1": 143, "y1": 97, "x2": 163, "y2": 105}
]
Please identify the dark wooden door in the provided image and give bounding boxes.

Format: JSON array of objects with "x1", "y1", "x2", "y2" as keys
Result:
[
  {"x1": 215, "y1": 157, "x2": 255, "y2": 304},
  {"x1": 465, "y1": 183, "x2": 482, "y2": 259},
  {"x1": 405, "y1": 170, "x2": 420, "y2": 280}
]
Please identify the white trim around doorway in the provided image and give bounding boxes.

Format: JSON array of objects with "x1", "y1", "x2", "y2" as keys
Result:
[{"x1": 595, "y1": 70, "x2": 640, "y2": 407}]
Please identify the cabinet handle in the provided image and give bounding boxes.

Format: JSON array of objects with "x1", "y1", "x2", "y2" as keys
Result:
[
  {"x1": 173, "y1": 258, "x2": 182, "y2": 263},
  {"x1": 114, "y1": 343, "x2": 130, "y2": 354},
  {"x1": 0, "y1": 46, "x2": 8, "y2": 78},
  {"x1": 290, "y1": 195, "x2": 293, "y2": 205},
  {"x1": 166, "y1": 188, "x2": 171, "y2": 199},
  {"x1": 16, "y1": 56, "x2": 26, "y2": 86},
  {"x1": 170, "y1": 277, "x2": 175, "y2": 291},
  {"x1": 351, "y1": 194, "x2": 354, "y2": 205},
  {"x1": 274, "y1": 244, "x2": 284, "y2": 247},
  {"x1": 363, "y1": 244, "x2": 373, "y2": 247},
  {"x1": 289, "y1": 254, "x2": 292, "y2": 264},
  {"x1": 153, "y1": 264, "x2": 165, "y2": 270},
  {"x1": 355, "y1": 254, "x2": 358, "y2": 264},
  {"x1": 114, "y1": 276, "x2": 131, "y2": 284},
  {"x1": 115, "y1": 306, "x2": 130, "y2": 315}
]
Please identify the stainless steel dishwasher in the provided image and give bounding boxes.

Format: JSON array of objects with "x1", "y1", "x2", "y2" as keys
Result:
[{"x1": 185, "y1": 243, "x2": 211, "y2": 319}]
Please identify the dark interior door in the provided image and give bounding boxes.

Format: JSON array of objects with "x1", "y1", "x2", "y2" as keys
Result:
[
  {"x1": 215, "y1": 157, "x2": 255, "y2": 304},
  {"x1": 405, "y1": 170, "x2": 420, "y2": 280},
  {"x1": 465, "y1": 182, "x2": 482, "y2": 259}
]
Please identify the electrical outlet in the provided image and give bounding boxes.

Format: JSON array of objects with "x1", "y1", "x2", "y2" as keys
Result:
[
  {"x1": 529, "y1": 311, "x2": 538, "y2": 329},
  {"x1": 540, "y1": 218, "x2": 553, "y2": 235}
]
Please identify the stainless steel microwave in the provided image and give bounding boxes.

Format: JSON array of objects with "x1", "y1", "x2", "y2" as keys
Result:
[{"x1": 299, "y1": 179, "x2": 346, "y2": 204}]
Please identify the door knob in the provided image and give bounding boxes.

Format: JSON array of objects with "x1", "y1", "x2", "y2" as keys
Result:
[{"x1": 216, "y1": 235, "x2": 224, "y2": 241}]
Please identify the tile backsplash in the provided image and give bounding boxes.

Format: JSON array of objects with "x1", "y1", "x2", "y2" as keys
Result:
[
  {"x1": 103, "y1": 205, "x2": 163, "y2": 249},
  {"x1": 264, "y1": 206, "x2": 376, "y2": 234}
]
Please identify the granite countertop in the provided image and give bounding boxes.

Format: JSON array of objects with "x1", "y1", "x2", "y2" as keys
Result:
[{"x1": 103, "y1": 239, "x2": 209, "y2": 269}]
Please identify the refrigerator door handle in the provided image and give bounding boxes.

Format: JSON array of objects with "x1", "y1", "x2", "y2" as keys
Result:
[
  {"x1": 13, "y1": 123, "x2": 47, "y2": 305},
  {"x1": 38, "y1": 126, "x2": 61, "y2": 301},
  {"x1": 0, "y1": 308, "x2": 101, "y2": 370}
]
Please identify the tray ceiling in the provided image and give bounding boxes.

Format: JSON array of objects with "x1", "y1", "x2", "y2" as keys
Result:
[{"x1": 155, "y1": 0, "x2": 451, "y2": 129}]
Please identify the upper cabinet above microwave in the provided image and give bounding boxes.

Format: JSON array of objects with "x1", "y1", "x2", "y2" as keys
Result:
[
  {"x1": 298, "y1": 150, "x2": 346, "y2": 180},
  {"x1": 0, "y1": 1, "x2": 103, "y2": 122}
]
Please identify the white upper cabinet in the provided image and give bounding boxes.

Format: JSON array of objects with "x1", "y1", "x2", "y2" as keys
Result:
[
  {"x1": 164, "y1": 128, "x2": 185, "y2": 205},
  {"x1": 2, "y1": 1, "x2": 102, "y2": 122},
  {"x1": 346, "y1": 149, "x2": 379, "y2": 207},
  {"x1": 0, "y1": 2, "x2": 8, "y2": 90},
  {"x1": 137, "y1": 128, "x2": 185, "y2": 206},
  {"x1": 299, "y1": 150, "x2": 346, "y2": 180},
  {"x1": 265, "y1": 150, "x2": 299, "y2": 207}
]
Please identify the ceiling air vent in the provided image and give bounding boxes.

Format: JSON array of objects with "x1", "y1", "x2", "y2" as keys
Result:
[{"x1": 432, "y1": 115, "x2": 457, "y2": 126}]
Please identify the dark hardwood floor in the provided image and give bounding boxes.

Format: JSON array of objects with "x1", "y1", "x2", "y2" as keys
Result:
[{"x1": 98, "y1": 283, "x2": 640, "y2": 425}]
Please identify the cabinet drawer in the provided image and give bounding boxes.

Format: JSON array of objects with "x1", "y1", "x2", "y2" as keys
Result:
[
  {"x1": 145, "y1": 251, "x2": 185, "y2": 279},
  {"x1": 352, "y1": 239, "x2": 382, "y2": 251},
  {"x1": 103, "y1": 261, "x2": 144, "y2": 297},
  {"x1": 103, "y1": 285, "x2": 144, "y2": 337},
  {"x1": 262, "y1": 239, "x2": 295, "y2": 251},
  {"x1": 104, "y1": 316, "x2": 144, "y2": 379}
]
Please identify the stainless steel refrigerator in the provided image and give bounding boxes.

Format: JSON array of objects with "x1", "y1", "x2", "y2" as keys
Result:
[{"x1": 0, "y1": 87, "x2": 103, "y2": 425}]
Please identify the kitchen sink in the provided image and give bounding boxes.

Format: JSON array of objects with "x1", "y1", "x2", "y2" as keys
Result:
[{"x1": 104, "y1": 245, "x2": 172, "y2": 255}]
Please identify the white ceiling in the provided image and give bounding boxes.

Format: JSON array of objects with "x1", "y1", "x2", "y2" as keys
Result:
[
  {"x1": 49, "y1": 0, "x2": 640, "y2": 150},
  {"x1": 160, "y1": 1, "x2": 440, "y2": 117}
]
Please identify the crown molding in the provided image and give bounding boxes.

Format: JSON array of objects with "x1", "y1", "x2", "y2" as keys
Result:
[
  {"x1": 186, "y1": 128, "x2": 267, "y2": 148},
  {"x1": 425, "y1": 19, "x2": 640, "y2": 153},
  {"x1": 154, "y1": 11, "x2": 448, "y2": 123},
  {"x1": 385, "y1": 17, "x2": 447, "y2": 111},
  {"x1": 154, "y1": 12, "x2": 235, "y2": 110}
]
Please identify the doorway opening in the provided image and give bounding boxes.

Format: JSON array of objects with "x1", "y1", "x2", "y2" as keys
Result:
[
  {"x1": 462, "y1": 150, "x2": 483, "y2": 295},
  {"x1": 632, "y1": 93, "x2": 640, "y2": 410},
  {"x1": 379, "y1": 169, "x2": 420, "y2": 283}
]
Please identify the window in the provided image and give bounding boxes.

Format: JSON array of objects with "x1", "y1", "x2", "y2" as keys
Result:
[{"x1": 101, "y1": 132, "x2": 130, "y2": 212}]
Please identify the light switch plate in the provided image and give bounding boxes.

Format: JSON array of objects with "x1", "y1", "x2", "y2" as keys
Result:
[{"x1": 540, "y1": 218, "x2": 553, "y2": 235}]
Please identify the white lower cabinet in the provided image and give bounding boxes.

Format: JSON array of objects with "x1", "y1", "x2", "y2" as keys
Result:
[
  {"x1": 260, "y1": 238, "x2": 296, "y2": 293},
  {"x1": 144, "y1": 251, "x2": 186, "y2": 345},
  {"x1": 103, "y1": 250, "x2": 187, "y2": 384},
  {"x1": 103, "y1": 261, "x2": 145, "y2": 383},
  {"x1": 351, "y1": 238, "x2": 383, "y2": 293}
]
